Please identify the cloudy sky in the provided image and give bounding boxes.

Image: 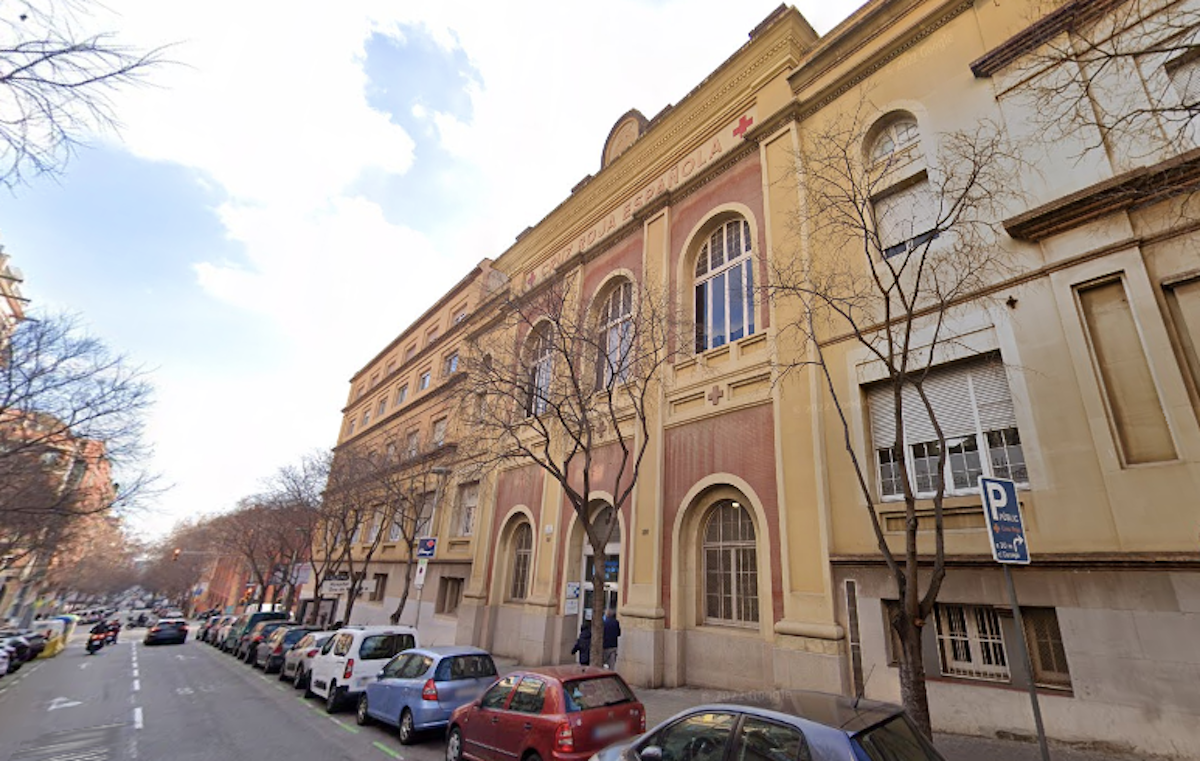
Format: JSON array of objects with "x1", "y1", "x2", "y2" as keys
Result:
[{"x1": 4, "y1": 0, "x2": 862, "y2": 539}]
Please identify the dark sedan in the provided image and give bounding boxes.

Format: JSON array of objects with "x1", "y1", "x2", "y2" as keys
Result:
[
  {"x1": 143, "y1": 619, "x2": 189, "y2": 646},
  {"x1": 254, "y1": 625, "x2": 317, "y2": 673},
  {"x1": 238, "y1": 620, "x2": 287, "y2": 663},
  {"x1": 591, "y1": 689, "x2": 946, "y2": 761}
]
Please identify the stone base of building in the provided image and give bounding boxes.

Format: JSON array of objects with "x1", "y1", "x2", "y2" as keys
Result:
[{"x1": 836, "y1": 564, "x2": 1200, "y2": 760}]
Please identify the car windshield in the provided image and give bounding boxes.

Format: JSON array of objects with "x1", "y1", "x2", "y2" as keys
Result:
[
  {"x1": 852, "y1": 716, "x2": 945, "y2": 761},
  {"x1": 562, "y1": 675, "x2": 635, "y2": 712}
]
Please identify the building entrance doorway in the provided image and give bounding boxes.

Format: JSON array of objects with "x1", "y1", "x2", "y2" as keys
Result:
[{"x1": 580, "y1": 505, "x2": 620, "y2": 623}]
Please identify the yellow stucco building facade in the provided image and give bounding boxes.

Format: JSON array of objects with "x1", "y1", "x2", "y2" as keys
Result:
[{"x1": 331, "y1": 2, "x2": 1200, "y2": 756}]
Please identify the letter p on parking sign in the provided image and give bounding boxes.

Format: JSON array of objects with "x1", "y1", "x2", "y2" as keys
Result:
[{"x1": 979, "y1": 476, "x2": 1030, "y2": 564}]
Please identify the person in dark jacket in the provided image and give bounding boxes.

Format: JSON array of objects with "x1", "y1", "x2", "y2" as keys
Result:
[
  {"x1": 570, "y1": 621, "x2": 592, "y2": 665},
  {"x1": 602, "y1": 608, "x2": 620, "y2": 670}
]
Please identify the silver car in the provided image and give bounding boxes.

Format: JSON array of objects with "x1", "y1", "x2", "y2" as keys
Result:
[
  {"x1": 282, "y1": 631, "x2": 334, "y2": 689},
  {"x1": 590, "y1": 690, "x2": 945, "y2": 761}
]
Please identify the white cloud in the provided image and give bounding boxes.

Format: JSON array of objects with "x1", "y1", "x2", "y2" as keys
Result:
[{"x1": 82, "y1": 0, "x2": 862, "y2": 536}]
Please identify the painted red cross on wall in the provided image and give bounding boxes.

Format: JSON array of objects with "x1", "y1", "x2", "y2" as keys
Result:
[{"x1": 733, "y1": 115, "x2": 754, "y2": 138}]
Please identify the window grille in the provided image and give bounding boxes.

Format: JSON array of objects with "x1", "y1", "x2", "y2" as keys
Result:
[
  {"x1": 935, "y1": 604, "x2": 1009, "y2": 681},
  {"x1": 702, "y1": 500, "x2": 758, "y2": 625},
  {"x1": 1023, "y1": 608, "x2": 1072, "y2": 688},
  {"x1": 509, "y1": 523, "x2": 533, "y2": 600}
]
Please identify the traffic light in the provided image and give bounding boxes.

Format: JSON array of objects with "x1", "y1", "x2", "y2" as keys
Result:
[{"x1": 172, "y1": 547, "x2": 182, "y2": 562}]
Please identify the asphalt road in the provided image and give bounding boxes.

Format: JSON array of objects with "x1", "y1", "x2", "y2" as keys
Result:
[{"x1": 0, "y1": 630, "x2": 446, "y2": 761}]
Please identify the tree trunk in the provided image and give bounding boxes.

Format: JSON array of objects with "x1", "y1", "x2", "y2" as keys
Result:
[
  {"x1": 588, "y1": 546, "x2": 606, "y2": 667},
  {"x1": 388, "y1": 558, "x2": 416, "y2": 625},
  {"x1": 896, "y1": 617, "x2": 933, "y2": 739},
  {"x1": 343, "y1": 585, "x2": 358, "y2": 624}
]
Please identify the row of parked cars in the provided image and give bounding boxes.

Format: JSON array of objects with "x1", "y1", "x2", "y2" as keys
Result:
[
  {"x1": 191, "y1": 613, "x2": 942, "y2": 761},
  {"x1": 0, "y1": 629, "x2": 47, "y2": 676}
]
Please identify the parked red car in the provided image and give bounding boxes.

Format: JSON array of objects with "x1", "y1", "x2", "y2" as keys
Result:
[{"x1": 446, "y1": 666, "x2": 644, "y2": 761}]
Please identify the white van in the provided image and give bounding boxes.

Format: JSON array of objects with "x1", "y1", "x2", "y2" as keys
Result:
[{"x1": 307, "y1": 625, "x2": 418, "y2": 713}]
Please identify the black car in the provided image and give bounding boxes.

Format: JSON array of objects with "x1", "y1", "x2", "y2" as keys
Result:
[
  {"x1": 254, "y1": 625, "x2": 317, "y2": 673},
  {"x1": 238, "y1": 620, "x2": 287, "y2": 663},
  {"x1": 143, "y1": 619, "x2": 189, "y2": 645}
]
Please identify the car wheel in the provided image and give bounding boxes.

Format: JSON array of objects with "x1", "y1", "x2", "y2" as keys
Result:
[
  {"x1": 277, "y1": 666, "x2": 289, "y2": 681},
  {"x1": 303, "y1": 673, "x2": 315, "y2": 699},
  {"x1": 324, "y1": 682, "x2": 340, "y2": 713},
  {"x1": 398, "y1": 709, "x2": 416, "y2": 745},
  {"x1": 294, "y1": 669, "x2": 307, "y2": 690},
  {"x1": 446, "y1": 727, "x2": 463, "y2": 761},
  {"x1": 356, "y1": 694, "x2": 372, "y2": 726}
]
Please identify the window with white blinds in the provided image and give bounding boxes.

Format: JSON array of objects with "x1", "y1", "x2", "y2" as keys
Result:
[
  {"x1": 867, "y1": 354, "x2": 1027, "y2": 499},
  {"x1": 873, "y1": 176, "x2": 939, "y2": 259}
]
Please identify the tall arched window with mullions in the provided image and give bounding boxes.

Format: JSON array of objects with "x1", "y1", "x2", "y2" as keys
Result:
[
  {"x1": 702, "y1": 499, "x2": 758, "y2": 626},
  {"x1": 596, "y1": 279, "x2": 633, "y2": 389},
  {"x1": 509, "y1": 522, "x2": 533, "y2": 601},
  {"x1": 524, "y1": 324, "x2": 554, "y2": 417},
  {"x1": 694, "y1": 218, "x2": 755, "y2": 353}
]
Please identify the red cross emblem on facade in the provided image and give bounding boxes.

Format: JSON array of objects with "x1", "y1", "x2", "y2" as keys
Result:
[{"x1": 733, "y1": 114, "x2": 754, "y2": 138}]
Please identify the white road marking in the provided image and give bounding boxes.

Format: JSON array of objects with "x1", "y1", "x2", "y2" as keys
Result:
[
  {"x1": 79, "y1": 662, "x2": 89, "y2": 670},
  {"x1": 132, "y1": 668, "x2": 139, "y2": 677},
  {"x1": 47, "y1": 697, "x2": 82, "y2": 711},
  {"x1": 132, "y1": 679, "x2": 140, "y2": 692},
  {"x1": 133, "y1": 706, "x2": 144, "y2": 729},
  {"x1": 175, "y1": 687, "x2": 194, "y2": 695}
]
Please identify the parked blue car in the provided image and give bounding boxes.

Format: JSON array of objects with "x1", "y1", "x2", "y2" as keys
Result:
[{"x1": 356, "y1": 646, "x2": 498, "y2": 744}]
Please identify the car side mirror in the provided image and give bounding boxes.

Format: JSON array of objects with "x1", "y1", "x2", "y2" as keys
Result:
[
  {"x1": 640, "y1": 747, "x2": 663, "y2": 761},
  {"x1": 376, "y1": 670, "x2": 386, "y2": 680}
]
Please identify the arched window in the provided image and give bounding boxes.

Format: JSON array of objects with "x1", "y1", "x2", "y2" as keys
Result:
[
  {"x1": 870, "y1": 116, "x2": 919, "y2": 164},
  {"x1": 694, "y1": 218, "x2": 755, "y2": 353},
  {"x1": 509, "y1": 522, "x2": 533, "y2": 600},
  {"x1": 702, "y1": 500, "x2": 758, "y2": 625},
  {"x1": 868, "y1": 114, "x2": 938, "y2": 260},
  {"x1": 596, "y1": 279, "x2": 633, "y2": 388},
  {"x1": 525, "y1": 325, "x2": 553, "y2": 417}
]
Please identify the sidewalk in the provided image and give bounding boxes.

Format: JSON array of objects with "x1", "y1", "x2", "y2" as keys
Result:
[{"x1": 494, "y1": 658, "x2": 1141, "y2": 761}]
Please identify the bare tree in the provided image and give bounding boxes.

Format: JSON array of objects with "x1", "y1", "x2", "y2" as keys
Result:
[
  {"x1": 1015, "y1": 0, "x2": 1200, "y2": 162},
  {"x1": 269, "y1": 451, "x2": 330, "y2": 620},
  {"x1": 0, "y1": 312, "x2": 154, "y2": 574},
  {"x1": 459, "y1": 272, "x2": 676, "y2": 666},
  {"x1": 768, "y1": 104, "x2": 1017, "y2": 737},
  {"x1": 0, "y1": 0, "x2": 169, "y2": 188},
  {"x1": 208, "y1": 499, "x2": 302, "y2": 611},
  {"x1": 321, "y1": 448, "x2": 397, "y2": 624}
]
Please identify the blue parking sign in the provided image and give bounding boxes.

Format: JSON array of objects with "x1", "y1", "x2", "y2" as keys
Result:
[
  {"x1": 979, "y1": 477, "x2": 1030, "y2": 564},
  {"x1": 417, "y1": 537, "x2": 437, "y2": 558}
]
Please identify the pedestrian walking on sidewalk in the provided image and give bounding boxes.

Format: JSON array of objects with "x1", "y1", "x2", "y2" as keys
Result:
[
  {"x1": 602, "y1": 608, "x2": 620, "y2": 670},
  {"x1": 571, "y1": 621, "x2": 592, "y2": 666}
]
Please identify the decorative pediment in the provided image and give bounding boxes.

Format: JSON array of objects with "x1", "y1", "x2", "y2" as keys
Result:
[{"x1": 601, "y1": 109, "x2": 649, "y2": 169}]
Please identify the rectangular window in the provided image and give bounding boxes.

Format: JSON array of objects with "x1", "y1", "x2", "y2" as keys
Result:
[
  {"x1": 376, "y1": 398, "x2": 387, "y2": 417},
  {"x1": 867, "y1": 354, "x2": 1027, "y2": 499},
  {"x1": 347, "y1": 419, "x2": 356, "y2": 436},
  {"x1": 1078, "y1": 279, "x2": 1176, "y2": 464},
  {"x1": 1023, "y1": 608, "x2": 1072, "y2": 689},
  {"x1": 845, "y1": 580, "x2": 864, "y2": 695},
  {"x1": 1165, "y1": 48, "x2": 1200, "y2": 109},
  {"x1": 405, "y1": 344, "x2": 417, "y2": 361},
  {"x1": 395, "y1": 384, "x2": 409, "y2": 405},
  {"x1": 874, "y1": 177, "x2": 939, "y2": 259},
  {"x1": 367, "y1": 516, "x2": 380, "y2": 543},
  {"x1": 454, "y1": 481, "x2": 479, "y2": 537},
  {"x1": 406, "y1": 431, "x2": 420, "y2": 459},
  {"x1": 386, "y1": 360, "x2": 395, "y2": 376},
  {"x1": 1165, "y1": 276, "x2": 1200, "y2": 419},
  {"x1": 419, "y1": 490, "x2": 437, "y2": 537},
  {"x1": 370, "y1": 373, "x2": 379, "y2": 387},
  {"x1": 445, "y1": 352, "x2": 459, "y2": 376},
  {"x1": 388, "y1": 518, "x2": 402, "y2": 543},
  {"x1": 711, "y1": 272, "x2": 727, "y2": 348},
  {"x1": 369, "y1": 573, "x2": 387, "y2": 602},
  {"x1": 431, "y1": 418, "x2": 447, "y2": 447},
  {"x1": 728, "y1": 265, "x2": 744, "y2": 342},
  {"x1": 694, "y1": 283, "x2": 707, "y2": 353},
  {"x1": 437, "y1": 577, "x2": 464, "y2": 615},
  {"x1": 419, "y1": 371, "x2": 431, "y2": 390},
  {"x1": 427, "y1": 327, "x2": 439, "y2": 345},
  {"x1": 361, "y1": 410, "x2": 370, "y2": 427},
  {"x1": 935, "y1": 604, "x2": 1009, "y2": 682}
]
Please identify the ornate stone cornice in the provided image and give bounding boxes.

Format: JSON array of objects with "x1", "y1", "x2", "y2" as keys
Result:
[
  {"x1": 1004, "y1": 147, "x2": 1200, "y2": 241},
  {"x1": 791, "y1": 0, "x2": 975, "y2": 120},
  {"x1": 970, "y1": 0, "x2": 1129, "y2": 78},
  {"x1": 498, "y1": 10, "x2": 814, "y2": 279}
]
